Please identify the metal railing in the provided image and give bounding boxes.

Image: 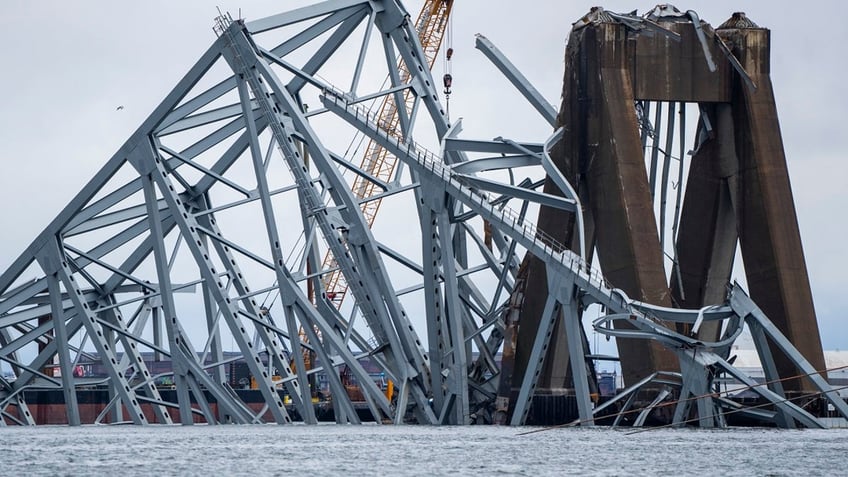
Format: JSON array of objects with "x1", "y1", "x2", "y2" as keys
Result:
[{"x1": 321, "y1": 89, "x2": 646, "y2": 318}]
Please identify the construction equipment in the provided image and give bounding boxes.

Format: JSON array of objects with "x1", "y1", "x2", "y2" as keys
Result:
[
  {"x1": 293, "y1": 0, "x2": 454, "y2": 402},
  {"x1": 320, "y1": 0, "x2": 455, "y2": 309}
]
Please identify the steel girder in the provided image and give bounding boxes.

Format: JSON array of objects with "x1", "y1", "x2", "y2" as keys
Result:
[
  {"x1": 593, "y1": 284, "x2": 848, "y2": 429},
  {"x1": 0, "y1": 0, "x2": 449, "y2": 425},
  {"x1": 0, "y1": 1, "x2": 839, "y2": 429},
  {"x1": 321, "y1": 86, "x2": 848, "y2": 428}
]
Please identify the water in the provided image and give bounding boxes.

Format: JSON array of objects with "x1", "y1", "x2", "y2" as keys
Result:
[{"x1": 1, "y1": 425, "x2": 846, "y2": 476}]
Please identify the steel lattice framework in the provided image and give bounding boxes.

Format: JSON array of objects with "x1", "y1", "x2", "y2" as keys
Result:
[{"x1": 0, "y1": 1, "x2": 846, "y2": 428}]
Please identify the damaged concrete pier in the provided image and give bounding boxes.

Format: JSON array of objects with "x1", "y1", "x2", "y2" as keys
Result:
[{"x1": 502, "y1": 5, "x2": 829, "y2": 424}]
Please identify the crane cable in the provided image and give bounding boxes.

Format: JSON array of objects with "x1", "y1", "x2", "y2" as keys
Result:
[{"x1": 442, "y1": 2, "x2": 454, "y2": 120}]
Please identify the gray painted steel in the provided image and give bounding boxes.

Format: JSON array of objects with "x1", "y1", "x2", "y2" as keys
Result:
[{"x1": 0, "y1": 1, "x2": 842, "y2": 429}]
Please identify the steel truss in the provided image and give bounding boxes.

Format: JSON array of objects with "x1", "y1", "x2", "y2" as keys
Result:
[
  {"x1": 593, "y1": 284, "x2": 848, "y2": 429},
  {"x1": 0, "y1": 1, "x2": 844, "y2": 428}
]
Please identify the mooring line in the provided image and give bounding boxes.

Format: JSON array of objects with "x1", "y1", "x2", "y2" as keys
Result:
[{"x1": 516, "y1": 364, "x2": 848, "y2": 436}]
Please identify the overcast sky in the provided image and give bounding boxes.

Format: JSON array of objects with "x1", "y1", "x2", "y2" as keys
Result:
[{"x1": 0, "y1": 0, "x2": 845, "y2": 350}]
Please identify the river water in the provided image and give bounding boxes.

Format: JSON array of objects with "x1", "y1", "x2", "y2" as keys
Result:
[{"x1": 1, "y1": 425, "x2": 845, "y2": 476}]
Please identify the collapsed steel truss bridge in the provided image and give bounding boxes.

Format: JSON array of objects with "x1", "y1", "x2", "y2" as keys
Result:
[{"x1": 1, "y1": 1, "x2": 845, "y2": 428}]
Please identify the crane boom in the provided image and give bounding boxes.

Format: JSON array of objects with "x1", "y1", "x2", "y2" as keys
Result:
[{"x1": 321, "y1": 0, "x2": 455, "y2": 309}]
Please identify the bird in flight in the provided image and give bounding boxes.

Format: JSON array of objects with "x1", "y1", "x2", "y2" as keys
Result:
[{"x1": 116, "y1": 105, "x2": 124, "y2": 111}]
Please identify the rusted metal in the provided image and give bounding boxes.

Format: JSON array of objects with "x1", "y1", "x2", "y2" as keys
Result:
[
  {"x1": 509, "y1": 7, "x2": 826, "y2": 422},
  {"x1": 717, "y1": 16, "x2": 826, "y2": 391}
]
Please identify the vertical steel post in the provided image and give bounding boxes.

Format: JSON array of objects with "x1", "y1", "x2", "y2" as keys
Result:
[{"x1": 42, "y1": 269, "x2": 81, "y2": 426}]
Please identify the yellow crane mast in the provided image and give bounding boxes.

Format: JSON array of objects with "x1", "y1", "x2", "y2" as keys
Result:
[
  {"x1": 295, "y1": 2, "x2": 455, "y2": 394},
  {"x1": 320, "y1": 0, "x2": 455, "y2": 309}
]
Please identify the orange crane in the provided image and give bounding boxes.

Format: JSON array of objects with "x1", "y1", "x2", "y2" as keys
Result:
[
  {"x1": 320, "y1": 0, "x2": 455, "y2": 309},
  {"x1": 296, "y1": 2, "x2": 455, "y2": 397}
]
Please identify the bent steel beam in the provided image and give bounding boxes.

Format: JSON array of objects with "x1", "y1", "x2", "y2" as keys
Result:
[{"x1": 0, "y1": 2, "x2": 832, "y2": 430}]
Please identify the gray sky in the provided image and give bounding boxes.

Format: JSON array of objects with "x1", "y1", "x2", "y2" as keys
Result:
[{"x1": 0, "y1": 0, "x2": 845, "y2": 350}]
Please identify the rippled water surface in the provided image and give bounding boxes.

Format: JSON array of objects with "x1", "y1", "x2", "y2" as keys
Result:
[{"x1": 1, "y1": 425, "x2": 846, "y2": 476}]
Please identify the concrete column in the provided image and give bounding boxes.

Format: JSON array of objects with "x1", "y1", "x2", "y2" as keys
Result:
[{"x1": 719, "y1": 18, "x2": 826, "y2": 391}]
